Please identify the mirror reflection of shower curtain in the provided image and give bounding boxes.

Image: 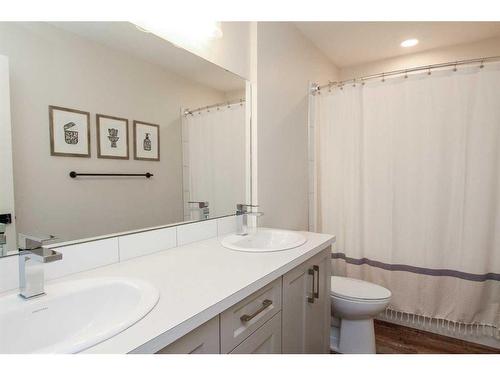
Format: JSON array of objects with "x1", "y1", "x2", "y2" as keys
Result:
[
  {"x1": 312, "y1": 64, "x2": 500, "y2": 337},
  {"x1": 182, "y1": 103, "x2": 246, "y2": 220}
]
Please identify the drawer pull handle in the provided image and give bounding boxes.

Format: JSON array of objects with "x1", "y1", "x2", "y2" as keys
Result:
[
  {"x1": 308, "y1": 268, "x2": 315, "y2": 303},
  {"x1": 313, "y1": 265, "x2": 320, "y2": 299},
  {"x1": 240, "y1": 299, "x2": 273, "y2": 322}
]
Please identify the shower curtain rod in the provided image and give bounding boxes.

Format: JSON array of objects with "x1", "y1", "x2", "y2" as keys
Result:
[
  {"x1": 184, "y1": 98, "x2": 245, "y2": 116},
  {"x1": 312, "y1": 55, "x2": 500, "y2": 93}
]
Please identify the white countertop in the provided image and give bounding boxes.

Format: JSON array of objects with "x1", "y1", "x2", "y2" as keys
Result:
[{"x1": 53, "y1": 230, "x2": 335, "y2": 353}]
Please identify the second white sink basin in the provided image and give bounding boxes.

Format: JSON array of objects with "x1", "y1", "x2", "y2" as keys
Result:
[
  {"x1": 0, "y1": 277, "x2": 159, "y2": 354},
  {"x1": 221, "y1": 228, "x2": 307, "y2": 252}
]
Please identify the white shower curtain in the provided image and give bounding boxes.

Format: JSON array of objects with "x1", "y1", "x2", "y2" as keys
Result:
[
  {"x1": 313, "y1": 64, "x2": 500, "y2": 335},
  {"x1": 183, "y1": 103, "x2": 246, "y2": 219}
]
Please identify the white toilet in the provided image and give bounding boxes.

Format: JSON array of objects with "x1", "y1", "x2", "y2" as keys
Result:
[{"x1": 330, "y1": 276, "x2": 391, "y2": 354}]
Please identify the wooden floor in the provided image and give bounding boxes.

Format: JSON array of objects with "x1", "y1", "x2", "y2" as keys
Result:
[{"x1": 374, "y1": 320, "x2": 500, "y2": 354}]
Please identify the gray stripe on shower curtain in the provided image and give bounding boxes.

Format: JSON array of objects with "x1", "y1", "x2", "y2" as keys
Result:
[{"x1": 331, "y1": 252, "x2": 500, "y2": 282}]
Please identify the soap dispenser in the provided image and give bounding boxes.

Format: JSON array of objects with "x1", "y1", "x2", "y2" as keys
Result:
[{"x1": 143, "y1": 133, "x2": 152, "y2": 151}]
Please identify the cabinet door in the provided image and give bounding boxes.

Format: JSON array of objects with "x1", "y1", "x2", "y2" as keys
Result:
[
  {"x1": 230, "y1": 313, "x2": 281, "y2": 354},
  {"x1": 282, "y1": 247, "x2": 331, "y2": 354},
  {"x1": 282, "y1": 257, "x2": 310, "y2": 353},
  {"x1": 304, "y1": 248, "x2": 331, "y2": 353},
  {"x1": 156, "y1": 316, "x2": 220, "y2": 354}
]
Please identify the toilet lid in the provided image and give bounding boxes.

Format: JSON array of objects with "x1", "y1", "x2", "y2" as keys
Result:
[{"x1": 330, "y1": 276, "x2": 391, "y2": 301}]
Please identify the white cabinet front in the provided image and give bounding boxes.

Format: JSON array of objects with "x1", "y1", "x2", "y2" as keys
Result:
[
  {"x1": 230, "y1": 313, "x2": 282, "y2": 354},
  {"x1": 156, "y1": 317, "x2": 220, "y2": 354},
  {"x1": 282, "y1": 247, "x2": 331, "y2": 353},
  {"x1": 220, "y1": 278, "x2": 282, "y2": 353}
]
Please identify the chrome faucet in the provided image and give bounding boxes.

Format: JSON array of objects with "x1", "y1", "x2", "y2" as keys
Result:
[
  {"x1": 18, "y1": 234, "x2": 62, "y2": 299},
  {"x1": 188, "y1": 201, "x2": 210, "y2": 220},
  {"x1": 236, "y1": 204, "x2": 264, "y2": 236}
]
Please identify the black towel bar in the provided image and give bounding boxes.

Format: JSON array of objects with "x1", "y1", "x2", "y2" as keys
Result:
[{"x1": 69, "y1": 171, "x2": 153, "y2": 178}]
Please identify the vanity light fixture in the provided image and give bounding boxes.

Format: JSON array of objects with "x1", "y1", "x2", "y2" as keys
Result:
[
  {"x1": 401, "y1": 38, "x2": 419, "y2": 48},
  {"x1": 134, "y1": 20, "x2": 223, "y2": 46}
]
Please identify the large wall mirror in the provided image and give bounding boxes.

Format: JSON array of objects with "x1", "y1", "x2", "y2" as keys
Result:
[{"x1": 0, "y1": 22, "x2": 250, "y2": 256}]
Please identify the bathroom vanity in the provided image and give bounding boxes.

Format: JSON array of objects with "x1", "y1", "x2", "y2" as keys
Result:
[
  {"x1": 0, "y1": 222, "x2": 334, "y2": 354},
  {"x1": 0, "y1": 225, "x2": 330, "y2": 354},
  {"x1": 81, "y1": 229, "x2": 334, "y2": 354},
  {"x1": 157, "y1": 245, "x2": 331, "y2": 354}
]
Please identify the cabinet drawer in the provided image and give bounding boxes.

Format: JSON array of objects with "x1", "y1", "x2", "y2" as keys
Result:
[
  {"x1": 220, "y1": 278, "x2": 282, "y2": 353},
  {"x1": 230, "y1": 312, "x2": 282, "y2": 354},
  {"x1": 156, "y1": 316, "x2": 220, "y2": 354}
]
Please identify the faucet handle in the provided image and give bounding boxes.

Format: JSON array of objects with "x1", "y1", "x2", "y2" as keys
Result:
[
  {"x1": 236, "y1": 203, "x2": 259, "y2": 211},
  {"x1": 25, "y1": 247, "x2": 63, "y2": 263},
  {"x1": 247, "y1": 211, "x2": 264, "y2": 217},
  {"x1": 18, "y1": 233, "x2": 57, "y2": 250},
  {"x1": 188, "y1": 201, "x2": 209, "y2": 208}
]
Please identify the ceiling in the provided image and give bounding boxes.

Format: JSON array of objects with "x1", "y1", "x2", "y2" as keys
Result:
[
  {"x1": 50, "y1": 22, "x2": 245, "y2": 92},
  {"x1": 294, "y1": 22, "x2": 500, "y2": 68}
]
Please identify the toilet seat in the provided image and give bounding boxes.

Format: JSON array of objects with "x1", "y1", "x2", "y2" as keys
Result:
[{"x1": 330, "y1": 276, "x2": 391, "y2": 302}]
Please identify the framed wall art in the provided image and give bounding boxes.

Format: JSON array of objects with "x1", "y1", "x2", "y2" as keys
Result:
[
  {"x1": 96, "y1": 114, "x2": 129, "y2": 159},
  {"x1": 49, "y1": 105, "x2": 90, "y2": 157},
  {"x1": 133, "y1": 120, "x2": 160, "y2": 161}
]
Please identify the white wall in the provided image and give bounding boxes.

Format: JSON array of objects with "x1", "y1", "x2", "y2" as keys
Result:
[
  {"x1": 256, "y1": 22, "x2": 338, "y2": 230},
  {"x1": 340, "y1": 36, "x2": 500, "y2": 80},
  {"x1": 0, "y1": 23, "x2": 226, "y2": 242},
  {"x1": 170, "y1": 22, "x2": 251, "y2": 81}
]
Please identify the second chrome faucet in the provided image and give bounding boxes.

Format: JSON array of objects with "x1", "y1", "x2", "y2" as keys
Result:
[{"x1": 236, "y1": 204, "x2": 264, "y2": 236}]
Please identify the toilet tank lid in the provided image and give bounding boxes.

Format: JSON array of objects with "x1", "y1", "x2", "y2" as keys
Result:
[{"x1": 330, "y1": 276, "x2": 391, "y2": 301}]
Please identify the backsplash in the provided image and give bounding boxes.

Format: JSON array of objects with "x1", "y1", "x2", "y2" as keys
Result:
[{"x1": 0, "y1": 215, "x2": 237, "y2": 294}]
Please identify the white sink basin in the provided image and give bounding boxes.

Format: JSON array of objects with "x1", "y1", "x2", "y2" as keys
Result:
[
  {"x1": 0, "y1": 277, "x2": 159, "y2": 353},
  {"x1": 221, "y1": 228, "x2": 307, "y2": 252}
]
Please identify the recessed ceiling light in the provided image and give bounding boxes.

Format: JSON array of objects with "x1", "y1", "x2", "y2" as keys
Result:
[{"x1": 401, "y1": 38, "x2": 419, "y2": 48}]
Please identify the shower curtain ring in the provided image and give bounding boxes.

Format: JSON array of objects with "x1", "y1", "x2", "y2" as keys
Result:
[
  {"x1": 428, "y1": 67, "x2": 432, "y2": 75},
  {"x1": 381, "y1": 73, "x2": 385, "y2": 82},
  {"x1": 480, "y1": 60, "x2": 485, "y2": 68},
  {"x1": 404, "y1": 70, "x2": 408, "y2": 79},
  {"x1": 453, "y1": 62, "x2": 458, "y2": 72}
]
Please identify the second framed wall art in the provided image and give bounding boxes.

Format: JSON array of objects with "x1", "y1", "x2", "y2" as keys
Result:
[{"x1": 96, "y1": 114, "x2": 129, "y2": 159}]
